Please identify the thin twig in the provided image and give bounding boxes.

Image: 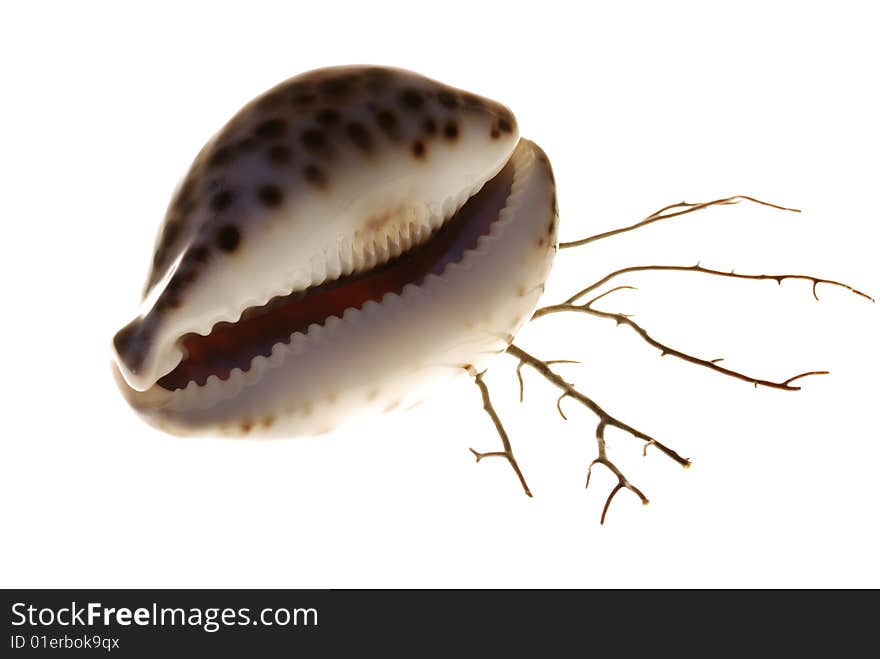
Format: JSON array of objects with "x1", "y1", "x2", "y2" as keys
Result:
[
  {"x1": 559, "y1": 195, "x2": 800, "y2": 249},
  {"x1": 555, "y1": 263, "x2": 874, "y2": 306},
  {"x1": 517, "y1": 359, "x2": 579, "y2": 403},
  {"x1": 530, "y1": 262, "x2": 872, "y2": 391},
  {"x1": 536, "y1": 301, "x2": 829, "y2": 391},
  {"x1": 507, "y1": 344, "x2": 690, "y2": 523},
  {"x1": 468, "y1": 368, "x2": 532, "y2": 497}
]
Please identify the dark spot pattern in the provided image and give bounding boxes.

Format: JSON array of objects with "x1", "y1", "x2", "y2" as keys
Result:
[
  {"x1": 300, "y1": 128, "x2": 326, "y2": 151},
  {"x1": 255, "y1": 117, "x2": 286, "y2": 139},
  {"x1": 303, "y1": 164, "x2": 327, "y2": 187},
  {"x1": 397, "y1": 88, "x2": 423, "y2": 111},
  {"x1": 423, "y1": 117, "x2": 437, "y2": 136},
  {"x1": 236, "y1": 137, "x2": 257, "y2": 153},
  {"x1": 316, "y1": 108, "x2": 341, "y2": 125},
  {"x1": 364, "y1": 67, "x2": 393, "y2": 93},
  {"x1": 490, "y1": 128, "x2": 501, "y2": 139},
  {"x1": 437, "y1": 90, "x2": 458, "y2": 109},
  {"x1": 318, "y1": 77, "x2": 351, "y2": 96},
  {"x1": 216, "y1": 225, "x2": 241, "y2": 252},
  {"x1": 210, "y1": 190, "x2": 236, "y2": 212},
  {"x1": 346, "y1": 122, "x2": 372, "y2": 151},
  {"x1": 208, "y1": 146, "x2": 234, "y2": 168},
  {"x1": 462, "y1": 93, "x2": 483, "y2": 108},
  {"x1": 291, "y1": 92, "x2": 317, "y2": 107},
  {"x1": 498, "y1": 118, "x2": 513, "y2": 133},
  {"x1": 267, "y1": 144, "x2": 292, "y2": 165},
  {"x1": 444, "y1": 120, "x2": 459, "y2": 140},
  {"x1": 412, "y1": 141, "x2": 426, "y2": 159},
  {"x1": 258, "y1": 184, "x2": 283, "y2": 207},
  {"x1": 375, "y1": 109, "x2": 397, "y2": 135}
]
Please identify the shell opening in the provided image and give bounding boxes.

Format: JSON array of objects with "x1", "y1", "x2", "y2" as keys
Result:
[{"x1": 155, "y1": 158, "x2": 517, "y2": 392}]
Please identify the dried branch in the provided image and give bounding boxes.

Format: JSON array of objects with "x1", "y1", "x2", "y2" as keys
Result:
[
  {"x1": 531, "y1": 263, "x2": 872, "y2": 391},
  {"x1": 467, "y1": 367, "x2": 532, "y2": 497},
  {"x1": 517, "y1": 359, "x2": 579, "y2": 403},
  {"x1": 506, "y1": 343, "x2": 690, "y2": 524},
  {"x1": 586, "y1": 421, "x2": 649, "y2": 525},
  {"x1": 557, "y1": 263, "x2": 874, "y2": 307},
  {"x1": 559, "y1": 195, "x2": 800, "y2": 249}
]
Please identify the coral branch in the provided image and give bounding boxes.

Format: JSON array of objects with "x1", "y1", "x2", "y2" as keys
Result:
[
  {"x1": 554, "y1": 263, "x2": 873, "y2": 307},
  {"x1": 506, "y1": 344, "x2": 690, "y2": 523},
  {"x1": 559, "y1": 195, "x2": 800, "y2": 249},
  {"x1": 530, "y1": 263, "x2": 872, "y2": 391},
  {"x1": 467, "y1": 368, "x2": 532, "y2": 497}
]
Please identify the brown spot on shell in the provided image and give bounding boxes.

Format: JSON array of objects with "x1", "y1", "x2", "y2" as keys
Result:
[
  {"x1": 318, "y1": 76, "x2": 352, "y2": 97},
  {"x1": 216, "y1": 224, "x2": 240, "y2": 252},
  {"x1": 210, "y1": 189, "x2": 236, "y2": 213},
  {"x1": 291, "y1": 91, "x2": 317, "y2": 107},
  {"x1": 437, "y1": 90, "x2": 458, "y2": 109},
  {"x1": 255, "y1": 117, "x2": 286, "y2": 139},
  {"x1": 412, "y1": 140, "x2": 426, "y2": 159},
  {"x1": 301, "y1": 128, "x2": 326, "y2": 152},
  {"x1": 316, "y1": 108, "x2": 341, "y2": 126},
  {"x1": 240, "y1": 420, "x2": 253, "y2": 434},
  {"x1": 303, "y1": 164, "x2": 327, "y2": 187},
  {"x1": 461, "y1": 92, "x2": 483, "y2": 108},
  {"x1": 236, "y1": 137, "x2": 258, "y2": 153},
  {"x1": 375, "y1": 109, "x2": 397, "y2": 135},
  {"x1": 364, "y1": 67, "x2": 393, "y2": 93},
  {"x1": 208, "y1": 146, "x2": 234, "y2": 168},
  {"x1": 443, "y1": 120, "x2": 459, "y2": 140},
  {"x1": 397, "y1": 88, "x2": 424, "y2": 111},
  {"x1": 258, "y1": 184, "x2": 283, "y2": 207},
  {"x1": 346, "y1": 122, "x2": 372, "y2": 151}
]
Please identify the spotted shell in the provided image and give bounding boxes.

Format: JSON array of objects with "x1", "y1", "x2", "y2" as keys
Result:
[{"x1": 112, "y1": 65, "x2": 558, "y2": 436}]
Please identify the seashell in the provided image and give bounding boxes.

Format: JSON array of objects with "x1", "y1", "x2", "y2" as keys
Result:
[{"x1": 112, "y1": 65, "x2": 557, "y2": 436}]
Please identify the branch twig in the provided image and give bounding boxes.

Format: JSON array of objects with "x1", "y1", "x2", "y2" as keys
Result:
[
  {"x1": 506, "y1": 344, "x2": 690, "y2": 524},
  {"x1": 467, "y1": 368, "x2": 532, "y2": 497},
  {"x1": 555, "y1": 263, "x2": 874, "y2": 306},
  {"x1": 531, "y1": 263, "x2": 872, "y2": 391},
  {"x1": 560, "y1": 195, "x2": 800, "y2": 249}
]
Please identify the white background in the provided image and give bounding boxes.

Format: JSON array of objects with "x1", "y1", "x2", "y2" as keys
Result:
[{"x1": 1, "y1": 1, "x2": 877, "y2": 588}]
